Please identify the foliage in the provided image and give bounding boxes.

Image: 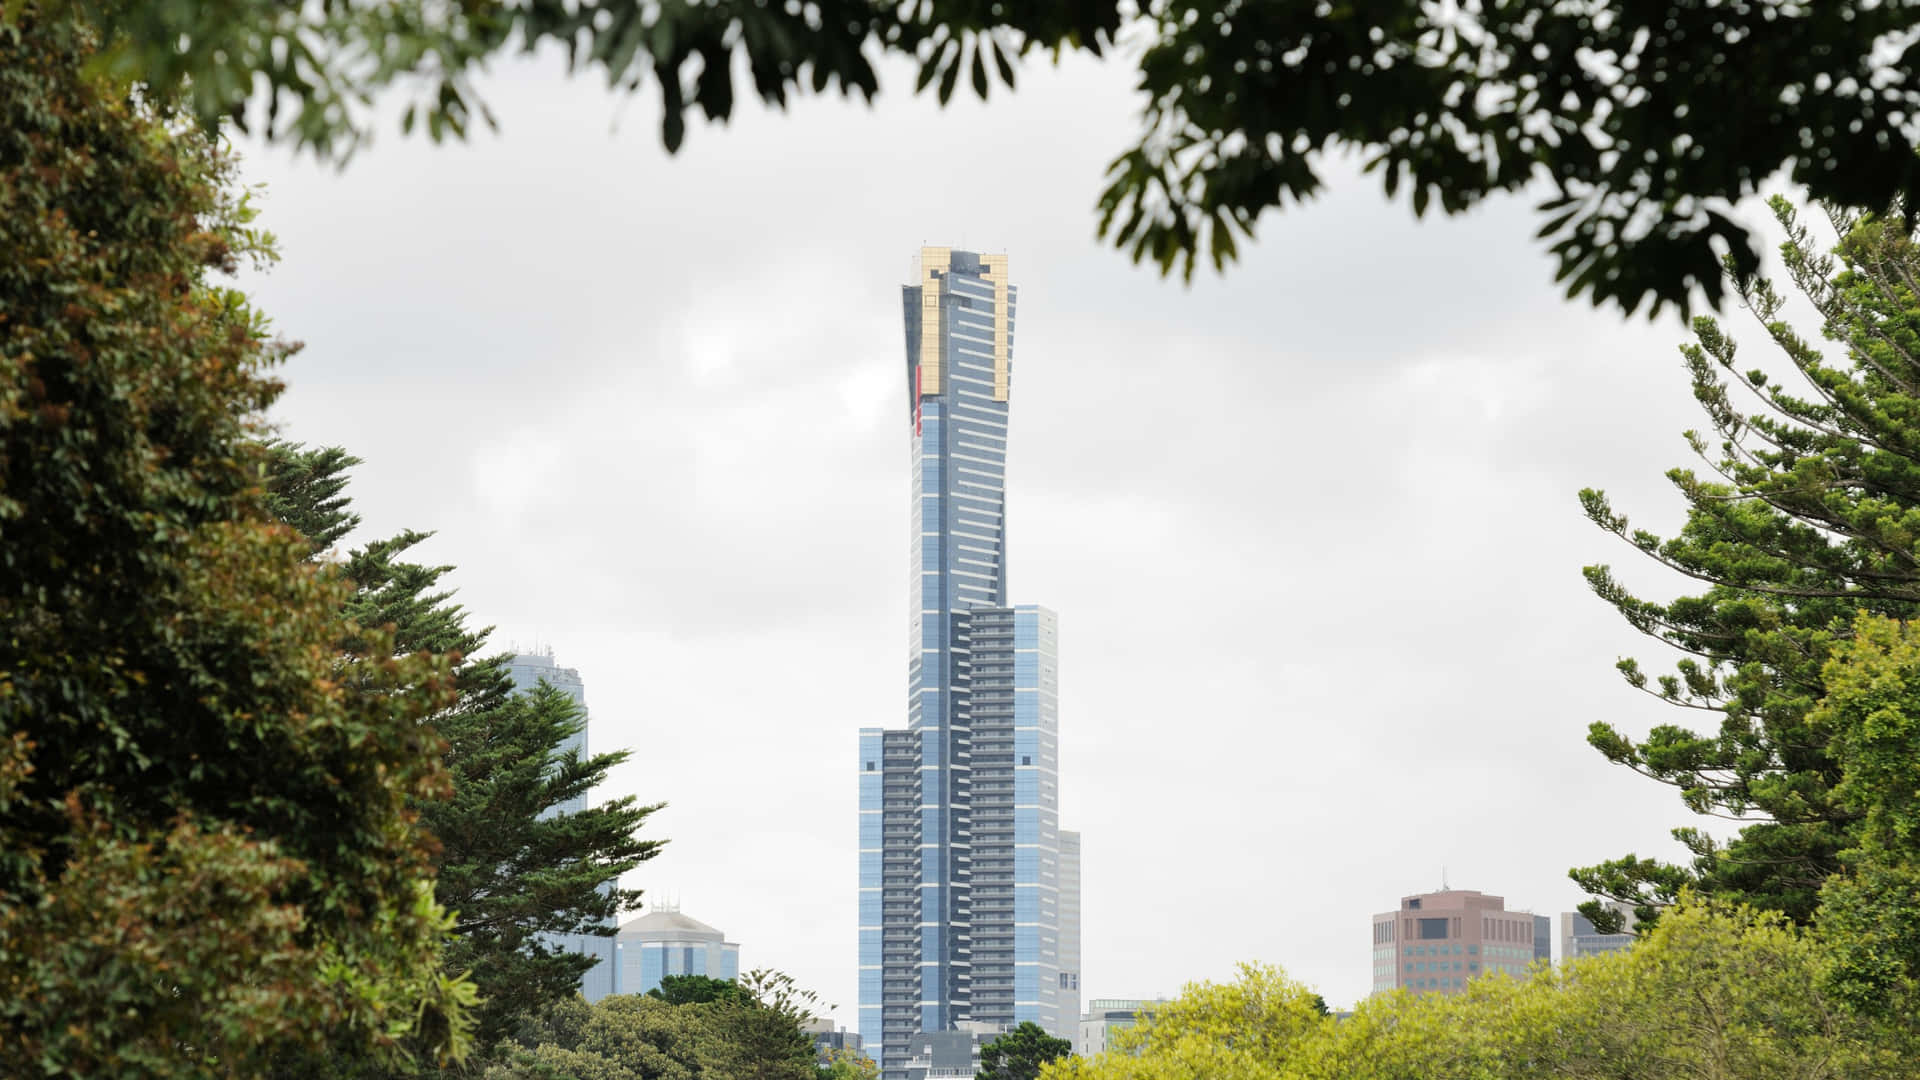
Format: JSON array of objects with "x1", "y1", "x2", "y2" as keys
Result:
[
  {"x1": 1806, "y1": 614, "x2": 1920, "y2": 1016},
  {"x1": 439, "y1": 680, "x2": 664, "y2": 1051},
  {"x1": 820, "y1": 1047, "x2": 879, "y2": 1080},
  {"x1": 263, "y1": 445, "x2": 666, "y2": 1056},
  {"x1": 1044, "y1": 904, "x2": 1910, "y2": 1080},
  {"x1": 44, "y1": 1, "x2": 1920, "y2": 316},
  {"x1": 0, "y1": 9, "x2": 468, "y2": 1074},
  {"x1": 977, "y1": 1021, "x2": 1074, "y2": 1080},
  {"x1": 649, "y1": 974, "x2": 747, "y2": 1006},
  {"x1": 263, "y1": 441, "x2": 363, "y2": 551},
  {"x1": 1077, "y1": 966, "x2": 1328, "y2": 1080},
  {"x1": 1094, "y1": 1, "x2": 1920, "y2": 315},
  {"x1": 716, "y1": 968, "x2": 833, "y2": 1080},
  {"x1": 1573, "y1": 198, "x2": 1920, "y2": 929},
  {"x1": 486, "y1": 971, "x2": 825, "y2": 1080},
  {"x1": 486, "y1": 995, "x2": 710, "y2": 1080}
]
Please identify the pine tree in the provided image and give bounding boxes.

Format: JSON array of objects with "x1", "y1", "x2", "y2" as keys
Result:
[
  {"x1": 1576, "y1": 197, "x2": 1920, "y2": 928},
  {"x1": 977, "y1": 1022, "x2": 1073, "y2": 1080},
  {"x1": 265, "y1": 444, "x2": 664, "y2": 1054}
]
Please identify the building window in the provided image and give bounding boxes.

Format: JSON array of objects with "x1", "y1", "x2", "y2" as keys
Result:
[
  {"x1": 867, "y1": 762, "x2": 876, "y2": 771},
  {"x1": 1418, "y1": 917, "x2": 1449, "y2": 940}
]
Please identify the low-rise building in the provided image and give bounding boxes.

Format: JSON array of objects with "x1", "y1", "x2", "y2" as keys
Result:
[
  {"x1": 1560, "y1": 902, "x2": 1637, "y2": 962},
  {"x1": 803, "y1": 1018, "x2": 867, "y2": 1066},
  {"x1": 1078, "y1": 998, "x2": 1169, "y2": 1057},
  {"x1": 900, "y1": 1022, "x2": 1004, "y2": 1080}
]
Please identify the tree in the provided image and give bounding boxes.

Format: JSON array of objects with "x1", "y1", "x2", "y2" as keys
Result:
[
  {"x1": 435, "y1": 681, "x2": 664, "y2": 1050},
  {"x1": 263, "y1": 440, "x2": 363, "y2": 551},
  {"x1": 649, "y1": 974, "x2": 748, "y2": 1006},
  {"x1": 707, "y1": 968, "x2": 833, "y2": 1080},
  {"x1": 0, "y1": 10, "x2": 468, "y2": 1074},
  {"x1": 1573, "y1": 198, "x2": 1920, "y2": 930},
  {"x1": 978, "y1": 1022, "x2": 1073, "y2": 1080},
  {"x1": 486, "y1": 995, "x2": 710, "y2": 1080},
  {"x1": 1041, "y1": 905, "x2": 1909, "y2": 1080},
  {"x1": 820, "y1": 1047, "x2": 880, "y2": 1080},
  {"x1": 47, "y1": 1, "x2": 1920, "y2": 317},
  {"x1": 486, "y1": 970, "x2": 828, "y2": 1080},
  {"x1": 262, "y1": 444, "x2": 666, "y2": 1055},
  {"x1": 1804, "y1": 614, "x2": 1920, "y2": 1017}
]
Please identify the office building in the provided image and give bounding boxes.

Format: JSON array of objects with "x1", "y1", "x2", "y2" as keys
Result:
[
  {"x1": 611, "y1": 904, "x2": 741, "y2": 996},
  {"x1": 803, "y1": 1019, "x2": 867, "y2": 1066},
  {"x1": 860, "y1": 249, "x2": 1082, "y2": 1076},
  {"x1": 1079, "y1": 999, "x2": 1170, "y2": 1057},
  {"x1": 1370, "y1": 889, "x2": 1540, "y2": 996},
  {"x1": 1534, "y1": 914, "x2": 1552, "y2": 966},
  {"x1": 899, "y1": 1026, "x2": 1000, "y2": 1080},
  {"x1": 505, "y1": 651, "x2": 591, "y2": 817},
  {"x1": 505, "y1": 651, "x2": 614, "y2": 999},
  {"x1": 1561, "y1": 902, "x2": 1637, "y2": 961}
]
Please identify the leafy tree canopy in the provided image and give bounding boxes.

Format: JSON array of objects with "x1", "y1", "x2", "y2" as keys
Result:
[
  {"x1": 1806, "y1": 614, "x2": 1920, "y2": 1018},
  {"x1": 978, "y1": 1022, "x2": 1073, "y2": 1080},
  {"x1": 1045, "y1": 904, "x2": 1911, "y2": 1080},
  {"x1": 649, "y1": 974, "x2": 748, "y2": 1006},
  {"x1": 487, "y1": 969, "x2": 826, "y2": 1080},
  {"x1": 0, "y1": 11, "x2": 468, "y2": 1074},
  {"x1": 47, "y1": 0, "x2": 1920, "y2": 316},
  {"x1": 821, "y1": 1047, "x2": 880, "y2": 1080},
  {"x1": 1574, "y1": 197, "x2": 1920, "y2": 930}
]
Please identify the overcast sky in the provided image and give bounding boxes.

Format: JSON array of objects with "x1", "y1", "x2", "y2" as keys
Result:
[{"x1": 236, "y1": 46, "x2": 1801, "y2": 1015}]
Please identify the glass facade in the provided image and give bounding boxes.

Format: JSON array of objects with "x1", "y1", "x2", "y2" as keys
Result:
[{"x1": 860, "y1": 251, "x2": 1079, "y2": 1077}]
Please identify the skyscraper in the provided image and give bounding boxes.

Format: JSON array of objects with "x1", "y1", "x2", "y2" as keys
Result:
[
  {"x1": 860, "y1": 249, "x2": 1081, "y2": 1077},
  {"x1": 505, "y1": 652, "x2": 590, "y2": 819}
]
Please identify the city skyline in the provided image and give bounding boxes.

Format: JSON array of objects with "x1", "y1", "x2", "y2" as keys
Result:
[{"x1": 242, "y1": 48, "x2": 1735, "y2": 1017}]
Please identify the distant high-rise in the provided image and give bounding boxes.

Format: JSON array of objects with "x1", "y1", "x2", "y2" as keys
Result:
[
  {"x1": 1078, "y1": 999, "x2": 1170, "y2": 1057},
  {"x1": 505, "y1": 651, "x2": 614, "y2": 1000},
  {"x1": 859, "y1": 249, "x2": 1081, "y2": 1076},
  {"x1": 1560, "y1": 903, "x2": 1637, "y2": 962},
  {"x1": 1370, "y1": 889, "x2": 1540, "y2": 996}
]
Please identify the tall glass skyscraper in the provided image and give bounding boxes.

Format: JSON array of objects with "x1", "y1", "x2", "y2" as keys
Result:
[{"x1": 859, "y1": 249, "x2": 1081, "y2": 1077}]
